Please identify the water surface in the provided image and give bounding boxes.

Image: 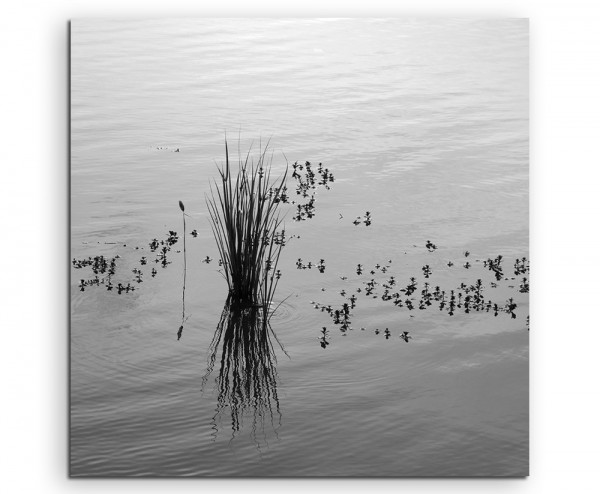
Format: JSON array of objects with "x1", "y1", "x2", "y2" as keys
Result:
[{"x1": 70, "y1": 18, "x2": 528, "y2": 477}]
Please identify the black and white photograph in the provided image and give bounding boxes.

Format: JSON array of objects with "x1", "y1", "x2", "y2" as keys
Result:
[
  {"x1": 7, "y1": 0, "x2": 600, "y2": 490},
  {"x1": 69, "y1": 18, "x2": 528, "y2": 477}
]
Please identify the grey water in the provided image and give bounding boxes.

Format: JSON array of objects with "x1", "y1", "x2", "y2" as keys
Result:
[{"x1": 70, "y1": 18, "x2": 528, "y2": 477}]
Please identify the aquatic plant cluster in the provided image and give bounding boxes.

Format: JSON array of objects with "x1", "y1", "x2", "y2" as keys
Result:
[
  {"x1": 309, "y1": 245, "x2": 529, "y2": 347},
  {"x1": 290, "y1": 161, "x2": 335, "y2": 221},
  {"x1": 72, "y1": 229, "x2": 184, "y2": 293},
  {"x1": 352, "y1": 211, "x2": 372, "y2": 226},
  {"x1": 73, "y1": 254, "x2": 118, "y2": 291},
  {"x1": 295, "y1": 258, "x2": 326, "y2": 273}
]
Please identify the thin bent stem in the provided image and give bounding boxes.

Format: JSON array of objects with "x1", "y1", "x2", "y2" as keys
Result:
[{"x1": 178, "y1": 202, "x2": 188, "y2": 340}]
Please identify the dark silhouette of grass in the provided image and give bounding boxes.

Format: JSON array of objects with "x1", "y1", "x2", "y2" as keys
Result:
[
  {"x1": 206, "y1": 140, "x2": 288, "y2": 312},
  {"x1": 202, "y1": 296, "x2": 283, "y2": 445}
]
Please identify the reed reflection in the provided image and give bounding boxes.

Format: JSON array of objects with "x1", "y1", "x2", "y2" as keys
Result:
[{"x1": 202, "y1": 296, "x2": 284, "y2": 445}]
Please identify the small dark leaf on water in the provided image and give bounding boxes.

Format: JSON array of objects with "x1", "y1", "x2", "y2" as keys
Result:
[{"x1": 179, "y1": 200, "x2": 185, "y2": 212}]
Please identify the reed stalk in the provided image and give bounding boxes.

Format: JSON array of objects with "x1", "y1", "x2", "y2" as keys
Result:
[{"x1": 178, "y1": 200, "x2": 187, "y2": 340}]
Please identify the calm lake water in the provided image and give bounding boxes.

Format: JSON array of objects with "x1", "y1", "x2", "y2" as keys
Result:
[{"x1": 70, "y1": 18, "x2": 528, "y2": 477}]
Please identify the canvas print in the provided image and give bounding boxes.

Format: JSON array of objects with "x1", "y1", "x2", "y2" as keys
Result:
[{"x1": 70, "y1": 18, "x2": 529, "y2": 477}]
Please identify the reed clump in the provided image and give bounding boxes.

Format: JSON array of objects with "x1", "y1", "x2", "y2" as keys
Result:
[{"x1": 206, "y1": 140, "x2": 288, "y2": 312}]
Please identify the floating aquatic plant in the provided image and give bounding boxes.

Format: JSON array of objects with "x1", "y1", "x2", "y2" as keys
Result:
[{"x1": 308, "y1": 247, "x2": 529, "y2": 346}]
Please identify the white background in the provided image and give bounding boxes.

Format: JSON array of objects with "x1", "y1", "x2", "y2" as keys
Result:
[{"x1": 2, "y1": 0, "x2": 599, "y2": 492}]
